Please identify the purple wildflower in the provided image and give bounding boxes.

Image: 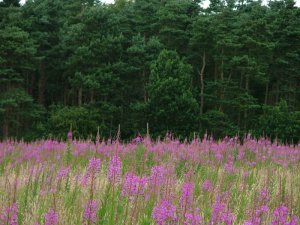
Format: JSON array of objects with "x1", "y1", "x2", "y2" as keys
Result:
[
  {"x1": 81, "y1": 158, "x2": 101, "y2": 186},
  {"x1": 255, "y1": 205, "x2": 269, "y2": 217},
  {"x1": 272, "y1": 205, "x2": 299, "y2": 225},
  {"x1": 244, "y1": 205, "x2": 269, "y2": 225},
  {"x1": 288, "y1": 216, "x2": 299, "y2": 225},
  {"x1": 238, "y1": 150, "x2": 245, "y2": 160},
  {"x1": 83, "y1": 200, "x2": 98, "y2": 225},
  {"x1": 243, "y1": 216, "x2": 260, "y2": 225},
  {"x1": 202, "y1": 179, "x2": 213, "y2": 192},
  {"x1": 67, "y1": 130, "x2": 72, "y2": 141},
  {"x1": 150, "y1": 165, "x2": 167, "y2": 187},
  {"x1": 272, "y1": 205, "x2": 289, "y2": 225},
  {"x1": 121, "y1": 172, "x2": 147, "y2": 197},
  {"x1": 210, "y1": 200, "x2": 234, "y2": 225},
  {"x1": 152, "y1": 199, "x2": 177, "y2": 225},
  {"x1": 224, "y1": 162, "x2": 235, "y2": 174},
  {"x1": 184, "y1": 208, "x2": 202, "y2": 225},
  {"x1": 57, "y1": 167, "x2": 70, "y2": 180},
  {"x1": 45, "y1": 209, "x2": 58, "y2": 225},
  {"x1": 0, "y1": 202, "x2": 18, "y2": 225},
  {"x1": 107, "y1": 154, "x2": 122, "y2": 184},
  {"x1": 81, "y1": 173, "x2": 90, "y2": 186},
  {"x1": 180, "y1": 182, "x2": 195, "y2": 208},
  {"x1": 260, "y1": 188, "x2": 270, "y2": 203},
  {"x1": 87, "y1": 158, "x2": 101, "y2": 174},
  {"x1": 243, "y1": 171, "x2": 250, "y2": 178}
]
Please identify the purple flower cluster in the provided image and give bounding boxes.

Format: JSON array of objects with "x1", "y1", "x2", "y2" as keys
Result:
[
  {"x1": 202, "y1": 179, "x2": 213, "y2": 192},
  {"x1": 256, "y1": 205, "x2": 269, "y2": 215},
  {"x1": 107, "y1": 154, "x2": 122, "y2": 184},
  {"x1": 83, "y1": 200, "x2": 98, "y2": 225},
  {"x1": 57, "y1": 167, "x2": 70, "y2": 180},
  {"x1": 224, "y1": 162, "x2": 235, "y2": 174},
  {"x1": 87, "y1": 158, "x2": 101, "y2": 174},
  {"x1": 184, "y1": 209, "x2": 202, "y2": 225},
  {"x1": 81, "y1": 173, "x2": 90, "y2": 186},
  {"x1": 1, "y1": 133, "x2": 300, "y2": 224},
  {"x1": 210, "y1": 200, "x2": 234, "y2": 225},
  {"x1": 272, "y1": 205, "x2": 299, "y2": 225},
  {"x1": 81, "y1": 158, "x2": 101, "y2": 186},
  {"x1": 45, "y1": 209, "x2": 58, "y2": 225},
  {"x1": 243, "y1": 205, "x2": 269, "y2": 225},
  {"x1": 152, "y1": 199, "x2": 177, "y2": 225},
  {"x1": 150, "y1": 165, "x2": 167, "y2": 187},
  {"x1": 67, "y1": 130, "x2": 72, "y2": 141},
  {"x1": 260, "y1": 187, "x2": 270, "y2": 203},
  {"x1": 180, "y1": 182, "x2": 195, "y2": 208},
  {"x1": 121, "y1": 172, "x2": 147, "y2": 197},
  {"x1": 0, "y1": 202, "x2": 18, "y2": 225}
]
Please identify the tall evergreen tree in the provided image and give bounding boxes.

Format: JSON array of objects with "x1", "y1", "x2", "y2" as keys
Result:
[{"x1": 147, "y1": 50, "x2": 199, "y2": 137}]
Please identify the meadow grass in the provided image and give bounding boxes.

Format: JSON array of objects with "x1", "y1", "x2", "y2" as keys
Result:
[{"x1": 0, "y1": 136, "x2": 299, "y2": 224}]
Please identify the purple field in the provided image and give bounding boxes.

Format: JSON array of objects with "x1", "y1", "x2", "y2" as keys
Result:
[{"x1": 0, "y1": 134, "x2": 299, "y2": 224}]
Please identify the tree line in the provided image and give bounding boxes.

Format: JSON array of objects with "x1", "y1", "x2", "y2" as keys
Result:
[{"x1": 0, "y1": 0, "x2": 299, "y2": 142}]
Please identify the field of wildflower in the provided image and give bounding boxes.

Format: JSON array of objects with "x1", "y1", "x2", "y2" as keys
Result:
[{"x1": 0, "y1": 133, "x2": 299, "y2": 225}]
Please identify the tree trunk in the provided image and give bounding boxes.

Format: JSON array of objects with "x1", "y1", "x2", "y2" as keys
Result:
[
  {"x1": 16, "y1": 114, "x2": 20, "y2": 138},
  {"x1": 64, "y1": 85, "x2": 68, "y2": 106},
  {"x1": 78, "y1": 88, "x2": 83, "y2": 106},
  {"x1": 142, "y1": 68, "x2": 147, "y2": 103},
  {"x1": 238, "y1": 73, "x2": 244, "y2": 128},
  {"x1": 199, "y1": 51, "x2": 206, "y2": 116},
  {"x1": 219, "y1": 48, "x2": 224, "y2": 112},
  {"x1": 29, "y1": 72, "x2": 35, "y2": 96},
  {"x1": 240, "y1": 73, "x2": 244, "y2": 89},
  {"x1": 244, "y1": 75, "x2": 249, "y2": 130},
  {"x1": 245, "y1": 75, "x2": 249, "y2": 91},
  {"x1": 264, "y1": 82, "x2": 269, "y2": 105},
  {"x1": 38, "y1": 62, "x2": 47, "y2": 105},
  {"x1": 214, "y1": 64, "x2": 218, "y2": 81},
  {"x1": 90, "y1": 90, "x2": 94, "y2": 103},
  {"x1": 293, "y1": 82, "x2": 297, "y2": 110},
  {"x1": 2, "y1": 109, "x2": 9, "y2": 139},
  {"x1": 3, "y1": 121, "x2": 8, "y2": 139},
  {"x1": 288, "y1": 81, "x2": 293, "y2": 109},
  {"x1": 220, "y1": 48, "x2": 224, "y2": 82},
  {"x1": 275, "y1": 80, "x2": 280, "y2": 104},
  {"x1": 26, "y1": 73, "x2": 29, "y2": 94}
]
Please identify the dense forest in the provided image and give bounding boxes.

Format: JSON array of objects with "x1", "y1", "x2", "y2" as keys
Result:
[{"x1": 0, "y1": 0, "x2": 299, "y2": 142}]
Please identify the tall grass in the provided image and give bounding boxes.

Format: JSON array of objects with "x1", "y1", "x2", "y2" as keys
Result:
[{"x1": 0, "y1": 135, "x2": 299, "y2": 224}]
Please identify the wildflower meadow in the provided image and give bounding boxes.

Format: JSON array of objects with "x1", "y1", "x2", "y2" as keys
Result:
[{"x1": 0, "y1": 133, "x2": 299, "y2": 225}]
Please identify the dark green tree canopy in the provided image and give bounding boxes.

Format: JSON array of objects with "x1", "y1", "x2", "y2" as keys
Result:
[
  {"x1": 0, "y1": 0, "x2": 299, "y2": 142},
  {"x1": 147, "y1": 50, "x2": 200, "y2": 137}
]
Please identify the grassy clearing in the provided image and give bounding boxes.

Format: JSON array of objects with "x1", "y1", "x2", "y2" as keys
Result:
[{"x1": 0, "y1": 137, "x2": 299, "y2": 224}]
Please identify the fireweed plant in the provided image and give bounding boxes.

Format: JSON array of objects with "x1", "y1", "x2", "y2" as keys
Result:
[{"x1": 0, "y1": 133, "x2": 299, "y2": 224}]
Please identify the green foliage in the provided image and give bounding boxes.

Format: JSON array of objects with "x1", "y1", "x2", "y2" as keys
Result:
[
  {"x1": 201, "y1": 110, "x2": 239, "y2": 138},
  {"x1": 157, "y1": 0, "x2": 199, "y2": 55},
  {"x1": 47, "y1": 106, "x2": 99, "y2": 139},
  {"x1": 256, "y1": 100, "x2": 300, "y2": 143},
  {"x1": 147, "y1": 50, "x2": 199, "y2": 137},
  {"x1": 0, "y1": 0, "x2": 20, "y2": 7},
  {"x1": 0, "y1": 0, "x2": 299, "y2": 142},
  {"x1": 0, "y1": 88, "x2": 45, "y2": 139}
]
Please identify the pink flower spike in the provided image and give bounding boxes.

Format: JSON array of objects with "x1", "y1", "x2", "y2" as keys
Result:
[
  {"x1": 180, "y1": 182, "x2": 195, "y2": 209},
  {"x1": 45, "y1": 209, "x2": 58, "y2": 225},
  {"x1": 87, "y1": 158, "x2": 101, "y2": 174},
  {"x1": 83, "y1": 200, "x2": 98, "y2": 225},
  {"x1": 152, "y1": 199, "x2": 177, "y2": 225},
  {"x1": 0, "y1": 202, "x2": 18, "y2": 225},
  {"x1": 107, "y1": 154, "x2": 122, "y2": 185}
]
